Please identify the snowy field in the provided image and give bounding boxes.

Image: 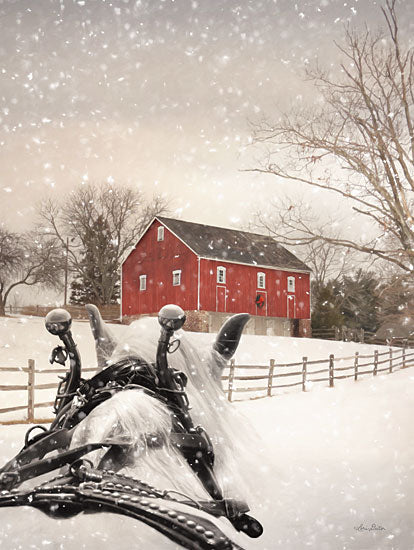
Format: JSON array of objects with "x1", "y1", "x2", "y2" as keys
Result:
[
  {"x1": 0, "y1": 368, "x2": 413, "y2": 549},
  {"x1": 0, "y1": 314, "x2": 394, "y2": 369},
  {"x1": 0, "y1": 315, "x2": 413, "y2": 549},
  {"x1": 0, "y1": 315, "x2": 402, "y2": 421}
]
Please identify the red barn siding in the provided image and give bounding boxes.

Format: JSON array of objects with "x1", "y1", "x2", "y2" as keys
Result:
[
  {"x1": 199, "y1": 259, "x2": 310, "y2": 318},
  {"x1": 122, "y1": 219, "x2": 311, "y2": 320},
  {"x1": 122, "y1": 220, "x2": 198, "y2": 316}
]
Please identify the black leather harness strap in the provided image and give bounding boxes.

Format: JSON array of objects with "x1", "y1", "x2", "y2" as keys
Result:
[
  {"x1": 0, "y1": 466, "x2": 245, "y2": 550},
  {"x1": 0, "y1": 440, "x2": 129, "y2": 492},
  {"x1": 0, "y1": 428, "x2": 75, "y2": 474}
]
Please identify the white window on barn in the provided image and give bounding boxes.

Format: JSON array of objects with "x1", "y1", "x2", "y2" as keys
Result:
[
  {"x1": 217, "y1": 266, "x2": 226, "y2": 284},
  {"x1": 287, "y1": 276, "x2": 295, "y2": 293},
  {"x1": 172, "y1": 269, "x2": 182, "y2": 286},
  {"x1": 139, "y1": 274, "x2": 147, "y2": 291},
  {"x1": 257, "y1": 272, "x2": 266, "y2": 289},
  {"x1": 157, "y1": 226, "x2": 164, "y2": 241}
]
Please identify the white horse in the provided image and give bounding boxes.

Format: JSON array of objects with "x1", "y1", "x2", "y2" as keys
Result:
[
  {"x1": 71, "y1": 305, "x2": 254, "y2": 503},
  {"x1": 0, "y1": 305, "x2": 261, "y2": 549}
]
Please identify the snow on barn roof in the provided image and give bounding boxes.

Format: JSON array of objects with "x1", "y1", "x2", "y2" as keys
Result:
[{"x1": 156, "y1": 217, "x2": 310, "y2": 272}]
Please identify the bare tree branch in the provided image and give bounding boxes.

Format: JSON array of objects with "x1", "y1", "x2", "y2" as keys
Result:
[
  {"x1": 252, "y1": 198, "x2": 365, "y2": 288},
  {"x1": 248, "y1": 1, "x2": 414, "y2": 273},
  {"x1": 0, "y1": 228, "x2": 64, "y2": 315},
  {"x1": 38, "y1": 183, "x2": 169, "y2": 305}
]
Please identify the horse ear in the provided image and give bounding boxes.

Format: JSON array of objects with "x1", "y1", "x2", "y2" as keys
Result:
[
  {"x1": 213, "y1": 313, "x2": 250, "y2": 361},
  {"x1": 86, "y1": 304, "x2": 118, "y2": 370}
]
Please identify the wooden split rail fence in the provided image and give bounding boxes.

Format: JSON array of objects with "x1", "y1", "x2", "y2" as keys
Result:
[
  {"x1": 1, "y1": 347, "x2": 413, "y2": 423},
  {"x1": 0, "y1": 362, "x2": 97, "y2": 425},
  {"x1": 223, "y1": 347, "x2": 414, "y2": 402}
]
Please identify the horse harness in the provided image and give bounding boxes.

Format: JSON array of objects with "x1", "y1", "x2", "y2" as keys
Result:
[
  {"x1": 0, "y1": 459, "x2": 248, "y2": 550},
  {"x1": 0, "y1": 309, "x2": 263, "y2": 549}
]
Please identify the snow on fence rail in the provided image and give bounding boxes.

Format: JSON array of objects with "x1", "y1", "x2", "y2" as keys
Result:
[{"x1": 1, "y1": 347, "x2": 413, "y2": 423}]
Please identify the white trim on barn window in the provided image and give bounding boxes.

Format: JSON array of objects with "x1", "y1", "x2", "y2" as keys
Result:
[
  {"x1": 139, "y1": 274, "x2": 147, "y2": 291},
  {"x1": 257, "y1": 272, "x2": 266, "y2": 289},
  {"x1": 287, "y1": 276, "x2": 295, "y2": 293},
  {"x1": 217, "y1": 266, "x2": 226, "y2": 284},
  {"x1": 157, "y1": 226, "x2": 164, "y2": 241},
  {"x1": 172, "y1": 269, "x2": 182, "y2": 286}
]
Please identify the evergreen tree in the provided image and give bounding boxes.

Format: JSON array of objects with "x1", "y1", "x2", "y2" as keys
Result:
[
  {"x1": 311, "y1": 282, "x2": 344, "y2": 331},
  {"x1": 377, "y1": 274, "x2": 414, "y2": 319},
  {"x1": 69, "y1": 215, "x2": 119, "y2": 305},
  {"x1": 339, "y1": 270, "x2": 380, "y2": 332},
  {"x1": 311, "y1": 269, "x2": 382, "y2": 333}
]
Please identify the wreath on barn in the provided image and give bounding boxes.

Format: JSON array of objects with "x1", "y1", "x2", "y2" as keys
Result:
[{"x1": 255, "y1": 294, "x2": 265, "y2": 309}]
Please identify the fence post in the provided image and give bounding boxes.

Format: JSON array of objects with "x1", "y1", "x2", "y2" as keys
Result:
[
  {"x1": 402, "y1": 343, "x2": 407, "y2": 368},
  {"x1": 360, "y1": 328, "x2": 364, "y2": 343},
  {"x1": 354, "y1": 351, "x2": 359, "y2": 381},
  {"x1": 373, "y1": 350, "x2": 378, "y2": 376},
  {"x1": 329, "y1": 354, "x2": 334, "y2": 387},
  {"x1": 27, "y1": 359, "x2": 35, "y2": 422},
  {"x1": 302, "y1": 357, "x2": 307, "y2": 392},
  {"x1": 228, "y1": 359, "x2": 235, "y2": 402},
  {"x1": 335, "y1": 326, "x2": 340, "y2": 340},
  {"x1": 389, "y1": 347, "x2": 393, "y2": 373},
  {"x1": 267, "y1": 359, "x2": 275, "y2": 397}
]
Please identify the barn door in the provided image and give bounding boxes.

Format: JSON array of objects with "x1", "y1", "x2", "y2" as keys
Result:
[
  {"x1": 216, "y1": 285, "x2": 227, "y2": 312},
  {"x1": 287, "y1": 294, "x2": 296, "y2": 318}
]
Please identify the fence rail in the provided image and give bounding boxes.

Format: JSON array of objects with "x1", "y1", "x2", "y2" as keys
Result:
[
  {"x1": 224, "y1": 347, "x2": 414, "y2": 402},
  {"x1": 5, "y1": 304, "x2": 120, "y2": 321},
  {"x1": 0, "y1": 361, "x2": 98, "y2": 424},
  {"x1": 311, "y1": 326, "x2": 414, "y2": 348},
  {"x1": 1, "y1": 347, "x2": 413, "y2": 423}
]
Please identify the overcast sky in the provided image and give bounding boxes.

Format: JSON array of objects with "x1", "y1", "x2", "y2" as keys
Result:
[{"x1": 1, "y1": 0, "x2": 414, "y2": 236}]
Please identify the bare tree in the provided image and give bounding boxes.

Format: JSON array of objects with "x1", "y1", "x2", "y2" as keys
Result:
[
  {"x1": 249, "y1": 0, "x2": 414, "y2": 274},
  {"x1": 253, "y1": 198, "x2": 361, "y2": 289},
  {"x1": 39, "y1": 183, "x2": 169, "y2": 305},
  {"x1": 0, "y1": 228, "x2": 63, "y2": 316}
]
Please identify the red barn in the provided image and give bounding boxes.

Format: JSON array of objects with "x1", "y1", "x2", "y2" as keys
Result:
[{"x1": 121, "y1": 217, "x2": 311, "y2": 336}]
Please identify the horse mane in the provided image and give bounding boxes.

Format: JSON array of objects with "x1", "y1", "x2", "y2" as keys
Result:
[{"x1": 105, "y1": 316, "x2": 260, "y2": 502}]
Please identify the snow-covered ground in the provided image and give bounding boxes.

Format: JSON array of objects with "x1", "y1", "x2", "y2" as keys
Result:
[
  {"x1": 238, "y1": 368, "x2": 414, "y2": 549},
  {"x1": 0, "y1": 315, "x2": 401, "y2": 421},
  {"x1": 1, "y1": 315, "x2": 413, "y2": 549},
  {"x1": 0, "y1": 315, "x2": 391, "y2": 369},
  {"x1": 0, "y1": 368, "x2": 413, "y2": 549}
]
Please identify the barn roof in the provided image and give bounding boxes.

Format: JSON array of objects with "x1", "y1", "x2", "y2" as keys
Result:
[{"x1": 156, "y1": 217, "x2": 310, "y2": 272}]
